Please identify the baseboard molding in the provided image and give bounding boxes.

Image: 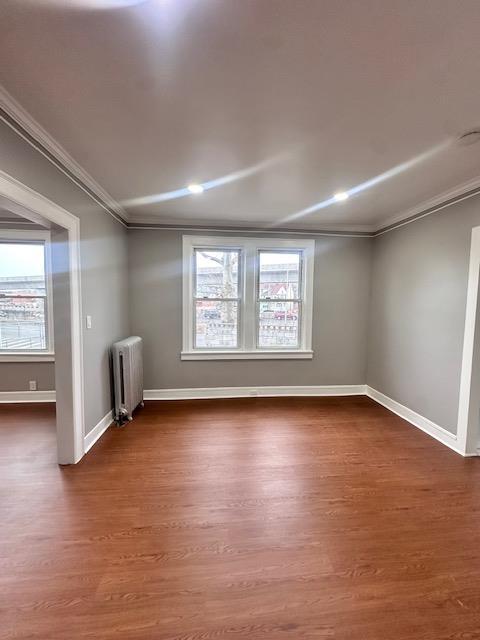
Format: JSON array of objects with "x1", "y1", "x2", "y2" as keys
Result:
[
  {"x1": 366, "y1": 386, "x2": 463, "y2": 455},
  {"x1": 0, "y1": 390, "x2": 56, "y2": 403},
  {"x1": 144, "y1": 385, "x2": 367, "y2": 401},
  {"x1": 84, "y1": 410, "x2": 114, "y2": 454}
]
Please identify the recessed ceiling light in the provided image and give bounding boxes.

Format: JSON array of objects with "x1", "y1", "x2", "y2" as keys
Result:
[
  {"x1": 187, "y1": 183, "x2": 204, "y2": 194},
  {"x1": 333, "y1": 191, "x2": 349, "y2": 202}
]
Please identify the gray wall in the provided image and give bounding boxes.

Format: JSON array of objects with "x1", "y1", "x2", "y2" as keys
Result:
[
  {"x1": 367, "y1": 195, "x2": 480, "y2": 434},
  {"x1": 0, "y1": 121, "x2": 129, "y2": 435},
  {"x1": 128, "y1": 229, "x2": 373, "y2": 389},
  {"x1": 0, "y1": 362, "x2": 55, "y2": 391}
]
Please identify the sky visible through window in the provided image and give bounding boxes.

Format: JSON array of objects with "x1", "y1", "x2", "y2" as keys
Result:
[{"x1": 0, "y1": 243, "x2": 45, "y2": 277}]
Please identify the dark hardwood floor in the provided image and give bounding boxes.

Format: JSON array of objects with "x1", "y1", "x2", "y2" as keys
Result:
[{"x1": 1, "y1": 397, "x2": 480, "y2": 639}]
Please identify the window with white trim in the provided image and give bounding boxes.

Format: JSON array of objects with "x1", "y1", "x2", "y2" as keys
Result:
[
  {"x1": 0, "y1": 230, "x2": 53, "y2": 358},
  {"x1": 182, "y1": 236, "x2": 315, "y2": 360}
]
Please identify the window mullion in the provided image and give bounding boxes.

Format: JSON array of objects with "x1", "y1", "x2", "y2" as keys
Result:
[{"x1": 242, "y1": 243, "x2": 256, "y2": 351}]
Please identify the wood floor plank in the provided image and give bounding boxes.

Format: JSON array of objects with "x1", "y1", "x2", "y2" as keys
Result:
[{"x1": 1, "y1": 397, "x2": 480, "y2": 639}]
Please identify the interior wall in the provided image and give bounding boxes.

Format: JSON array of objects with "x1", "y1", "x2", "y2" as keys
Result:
[
  {"x1": 128, "y1": 229, "x2": 373, "y2": 390},
  {"x1": 0, "y1": 362, "x2": 54, "y2": 392},
  {"x1": 367, "y1": 194, "x2": 480, "y2": 435},
  {"x1": 0, "y1": 121, "x2": 129, "y2": 436}
]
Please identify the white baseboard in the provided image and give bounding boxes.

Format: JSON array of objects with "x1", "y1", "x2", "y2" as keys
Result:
[
  {"x1": 144, "y1": 385, "x2": 367, "y2": 401},
  {"x1": 84, "y1": 410, "x2": 114, "y2": 454},
  {"x1": 366, "y1": 386, "x2": 463, "y2": 455},
  {"x1": 0, "y1": 390, "x2": 56, "y2": 403}
]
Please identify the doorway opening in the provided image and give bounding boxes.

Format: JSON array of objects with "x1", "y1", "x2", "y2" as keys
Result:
[{"x1": 0, "y1": 170, "x2": 84, "y2": 464}]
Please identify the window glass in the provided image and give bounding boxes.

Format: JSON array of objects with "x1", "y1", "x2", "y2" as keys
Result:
[
  {"x1": 195, "y1": 300, "x2": 238, "y2": 348},
  {"x1": 195, "y1": 250, "x2": 239, "y2": 298},
  {"x1": 258, "y1": 251, "x2": 300, "y2": 300},
  {"x1": 194, "y1": 249, "x2": 240, "y2": 348},
  {"x1": 0, "y1": 242, "x2": 47, "y2": 351},
  {"x1": 258, "y1": 301, "x2": 300, "y2": 348}
]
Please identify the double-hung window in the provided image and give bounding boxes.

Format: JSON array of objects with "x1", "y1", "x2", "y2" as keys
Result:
[
  {"x1": 182, "y1": 236, "x2": 315, "y2": 360},
  {"x1": 0, "y1": 230, "x2": 53, "y2": 361}
]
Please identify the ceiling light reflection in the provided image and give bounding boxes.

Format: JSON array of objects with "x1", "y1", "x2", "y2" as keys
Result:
[
  {"x1": 122, "y1": 150, "x2": 294, "y2": 209},
  {"x1": 277, "y1": 139, "x2": 452, "y2": 226}
]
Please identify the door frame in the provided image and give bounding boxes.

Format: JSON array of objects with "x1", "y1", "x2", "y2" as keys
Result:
[
  {"x1": 457, "y1": 225, "x2": 480, "y2": 455},
  {"x1": 0, "y1": 169, "x2": 84, "y2": 464}
]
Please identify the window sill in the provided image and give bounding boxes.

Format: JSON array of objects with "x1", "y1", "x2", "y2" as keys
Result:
[
  {"x1": 0, "y1": 353, "x2": 55, "y2": 363},
  {"x1": 181, "y1": 350, "x2": 313, "y2": 361}
]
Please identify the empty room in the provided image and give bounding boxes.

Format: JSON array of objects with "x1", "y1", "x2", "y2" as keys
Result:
[{"x1": 2, "y1": 1, "x2": 480, "y2": 638}]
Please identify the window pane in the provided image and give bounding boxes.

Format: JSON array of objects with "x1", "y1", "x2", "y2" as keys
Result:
[
  {"x1": 195, "y1": 250, "x2": 239, "y2": 298},
  {"x1": 195, "y1": 301, "x2": 238, "y2": 348},
  {"x1": 258, "y1": 251, "x2": 300, "y2": 300},
  {"x1": 258, "y1": 300, "x2": 300, "y2": 348},
  {"x1": 0, "y1": 296, "x2": 46, "y2": 349},
  {"x1": 0, "y1": 242, "x2": 47, "y2": 351}
]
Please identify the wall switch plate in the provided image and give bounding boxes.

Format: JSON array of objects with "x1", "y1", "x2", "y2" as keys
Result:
[
  {"x1": 29, "y1": 380, "x2": 37, "y2": 391},
  {"x1": 86, "y1": 315, "x2": 92, "y2": 329}
]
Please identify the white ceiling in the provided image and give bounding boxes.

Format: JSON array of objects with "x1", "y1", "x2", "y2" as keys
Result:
[{"x1": 1, "y1": 0, "x2": 480, "y2": 231}]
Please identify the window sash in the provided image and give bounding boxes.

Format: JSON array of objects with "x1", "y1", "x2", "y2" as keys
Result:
[
  {"x1": 255, "y1": 249, "x2": 304, "y2": 349},
  {"x1": 193, "y1": 248, "x2": 241, "y2": 299},
  {"x1": 0, "y1": 235, "x2": 52, "y2": 354},
  {"x1": 193, "y1": 300, "x2": 241, "y2": 350},
  {"x1": 192, "y1": 248, "x2": 242, "y2": 350}
]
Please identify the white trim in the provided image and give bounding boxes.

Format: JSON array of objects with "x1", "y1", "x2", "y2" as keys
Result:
[
  {"x1": 366, "y1": 386, "x2": 464, "y2": 455},
  {"x1": 83, "y1": 410, "x2": 113, "y2": 454},
  {"x1": 457, "y1": 226, "x2": 480, "y2": 455},
  {"x1": 129, "y1": 223, "x2": 372, "y2": 237},
  {"x1": 0, "y1": 170, "x2": 85, "y2": 464},
  {"x1": 0, "y1": 353, "x2": 54, "y2": 362},
  {"x1": 0, "y1": 86, "x2": 128, "y2": 225},
  {"x1": 0, "y1": 389, "x2": 55, "y2": 403},
  {"x1": 182, "y1": 235, "x2": 315, "y2": 358},
  {"x1": 144, "y1": 385, "x2": 366, "y2": 400},
  {"x1": 181, "y1": 349, "x2": 313, "y2": 360},
  {"x1": 374, "y1": 175, "x2": 480, "y2": 235},
  {"x1": 131, "y1": 217, "x2": 375, "y2": 233}
]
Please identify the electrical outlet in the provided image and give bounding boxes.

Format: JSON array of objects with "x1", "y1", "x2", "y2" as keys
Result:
[
  {"x1": 86, "y1": 315, "x2": 92, "y2": 329},
  {"x1": 29, "y1": 380, "x2": 37, "y2": 391}
]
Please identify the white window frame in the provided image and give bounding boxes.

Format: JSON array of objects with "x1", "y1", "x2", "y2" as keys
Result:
[
  {"x1": 182, "y1": 235, "x2": 315, "y2": 360},
  {"x1": 0, "y1": 229, "x2": 54, "y2": 362}
]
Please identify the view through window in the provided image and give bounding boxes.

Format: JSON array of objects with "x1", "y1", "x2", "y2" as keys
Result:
[
  {"x1": 194, "y1": 249, "x2": 240, "y2": 348},
  {"x1": 258, "y1": 251, "x2": 301, "y2": 348},
  {"x1": 0, "y1": 242, "x2": 48, "y2": 351},
  {"x1": 183, "y1": 236, "x2": 314, "y2": 357}
]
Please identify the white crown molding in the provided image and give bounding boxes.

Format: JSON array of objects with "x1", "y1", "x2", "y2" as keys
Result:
[
  {"x1": 128, "y1": 214, "x2": 375, "y2": 234},
  {"x1": 0, "y1": 86, "x2": 129, "y2": 225},
  {"x1": 374, "y1": 175, "x2": 480, "y2": 235}
]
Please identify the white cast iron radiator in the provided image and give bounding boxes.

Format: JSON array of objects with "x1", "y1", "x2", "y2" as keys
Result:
[{"x1": 112, "y1": 336, "x2": 144, "y2": 424}]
